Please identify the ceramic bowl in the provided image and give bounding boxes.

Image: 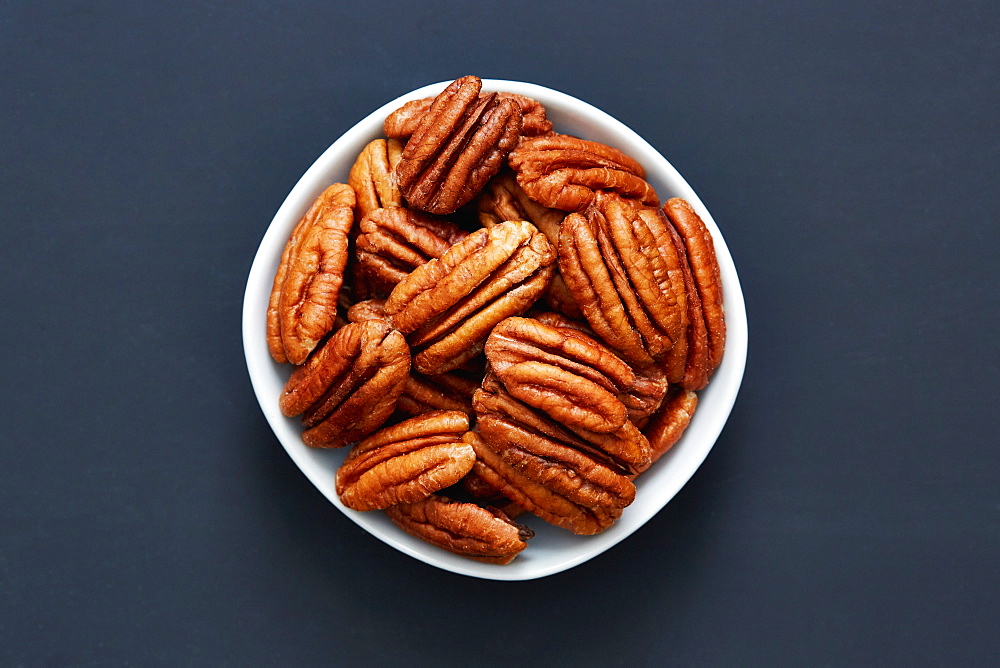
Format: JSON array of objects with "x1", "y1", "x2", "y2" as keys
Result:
[{"x1": 243, "y1": 79, "x2": 747, "y2": 580}]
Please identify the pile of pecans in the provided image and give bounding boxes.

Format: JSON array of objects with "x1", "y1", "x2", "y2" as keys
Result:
[{"x1": 266, "y1": 76, "x2": 725, "y2": 564}]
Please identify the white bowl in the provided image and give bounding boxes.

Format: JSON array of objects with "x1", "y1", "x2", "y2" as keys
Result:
[{"x1": 243, "y1": 79, "x2": 748, "y2": 580}]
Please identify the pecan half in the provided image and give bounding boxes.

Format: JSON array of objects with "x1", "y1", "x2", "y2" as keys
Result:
[
  {"x1": 463, "y1": 428, "x2": 630, "y2": 536},
  {"x1": 348, "y1": 138, "x2": 405, "y2": 218},
  {"x1": 636, "y1": 388, "x2": 698, "y2": 474},
  {"x1": 559, "y1": 193, "x2": 689, "y2": 365},
  {"x1": 396, "y1": 370, "x2": 480, "y2": 418},
  {"x1": 508, "y1": 134, "x2": 658, "y2": 212},
  {"x1": 663, "y1": 198, "x2": 726, "y2": 389},
  {"x1": 486, "y1": 316, "x2": 666, "y2": 425},
  {"x1": 384, "y1": 220, "x2": 555, "y2": 374},
  {"x1": 478, "y1": 171, "x2": 580, "y2": 318},
  {"x1": 280, "y1": 319, "x2": 410, "y2": 447},
  {"x1": 267, "y1": 183, "x2": 355, "y2": 364},
  {"x1": 356, "y1": 207, "x2": 467, "y2": 291},
  {"x1": 335, "y1": 410, "x2": 473, "y2": 511},
  {"x1": 394, "y1": 76, "x2": 523, "y2": 215},
  {"x1": 385, "y1": 92, "x2": 551, "y2": 139},
  {"x1": 385, "y1": 494, "x2": 533, "y2": 564}
]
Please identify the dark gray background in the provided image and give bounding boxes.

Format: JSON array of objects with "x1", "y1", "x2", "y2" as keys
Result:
[{"x1": 2, "y1": 1, "x2": 997, "y2": 665}]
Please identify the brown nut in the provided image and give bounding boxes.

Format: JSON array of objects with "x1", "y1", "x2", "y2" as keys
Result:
[
  {"x1": 385, "y1": 494, "x2": 533, "y2": 565},
  {"x1": 635, "y1": 388, "x2": 698, "y2": 474},
  {"x1": 558, "y1": 193, "x2": 689, "y2": 366},
  {"x1": 335, "y1": 410, "x2": 473, "y2": 511},
  {"x1": 385, "y1": 92, "x2": 552, "y2": 139},
  {"x1": 279, "y1": 319, "x2": 410, "y2": 448},
  {"x1": 663, "y1": 198, "x2": 726, "y2": 389},
  {"x1": 267, "y1": 183, "x2": 355, "y2": 364},
  {"x1": 396, "y1": 370, "x2": 480, "y2": 418},
  {"x1": 462, "y1": 428, "x2": 630, "y2": 536},
  {"x1": 355, "y1": 207, "x2": 467, "y2": 291},
  {"x1": 394, "y1": 76, "x2": 523, "y2": 215},
  {"x1": 348, "y1": 138, "x2": 405, "y2": 218},
  {"x1": 508, "y1": 134, "x2": 658, "y2": 212},
  {"x1": 384, "y1": 220, "x2": 555, "y2": 374},
  {"x1": 477, "y1": 171, "x2": 580, "y2": 318},
  {"x1": 486, "y1": 316, "x2": 667, "y2": 426}
]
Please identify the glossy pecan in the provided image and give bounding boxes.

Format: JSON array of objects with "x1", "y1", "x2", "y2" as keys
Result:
[
  {"x1": 385, "y1": 494, "x2": 533, "y2": 564},
  {"x1": 396, "y1": 370, "x2": 480, "y2": 418},
  {"x1": 355, "y1": 207, "x2": 467, "y2": 291},
  {"x1": 394, "y1": 76, "x2": 523, "y2": 215},
  {"x1": 462, "y1": 427, "x2": 631, "y2": 536},
  {"x1": 663, "y1": 198, "x2": 726, "y2": 389},
  {"x1": 486, "y1": 316, "x2": 666, "y2": 425},
  {"x1": 481, "y1": 320, "x2": 653, "y2": 475},
  {"x1": 348, "y1": 138, "x2": 405, "y2": 218},
  {"x1": 384, "y1": 220, "x2": 555, "y2": 374},
  {"x1": 267, "y1": 183, "x2": 355, "y2": 364},
  {"x1": 385, "y1": 92, "x2": 551, "y2": 139},
  {"x1": 335, "y1": 410, "x2": 473, "y2": 511},
  {"x1": 636, "y1": 388, "x2": 698, "y2": 474},
  {"x1": 477, "y1": 171, "x2": 580, "y2": 318},
  {"x1": 508, "y1": 134, "x2": 658, "y2": 212},
  {"x1": 280, "y1": 319, "x2": 410, "y2": 448},
  {"x1": 559, "y1": 193, "x2": 690, "y2": 365}
]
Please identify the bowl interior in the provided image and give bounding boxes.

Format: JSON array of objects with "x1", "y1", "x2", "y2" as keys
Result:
[{"x1": 242, "y1": 80, "x2": 747, "y2": 580}]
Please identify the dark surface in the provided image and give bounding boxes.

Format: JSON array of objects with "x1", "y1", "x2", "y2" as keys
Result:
[{"x1": 2, "y1": 1, "x2": 998, "y2": 665}]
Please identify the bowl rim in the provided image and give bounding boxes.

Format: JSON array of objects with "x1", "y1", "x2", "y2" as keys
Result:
[{"x1": 242, "y1": 78, "x2": 748, "y2": 580}]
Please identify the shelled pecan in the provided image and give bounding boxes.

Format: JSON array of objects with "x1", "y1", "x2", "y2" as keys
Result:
[
  {"x1": 385, "y1": 494, "x2": 533, "y2": 564},
  {"x1": 477, "y1": 171, "x2": 580, "y2": 318},
  {"x1": 662, "y1": 198, "x2": 726, "y2": 389},
  {"x1": 462, "y1": 428, "x2": 630, "y2": 536},
  {"x1": 279, "y1": 319, "x2": 410, "y2": 447},
  {"x1": 486, "y1": 316, "x2": 667, "y2": 424},
  {"x1": 385, "y1": 92, "x2": 552, "y2": 139},
  {"x1": 635, "y1": 388, "x2": 698, "y2": 474},
  {"x1": 394, "y1": 76, "x2": 523, "y2": 215},
  {"x1": 348, "y1": 138, "x2": 405, "y2": 217},
  {"x1": 558, "y1": 193, "x2": 689, "y2": 365},
  {"x1": 267, "y1": 183, "x2": 355, "y2": 364},
  {"x1": 508, "y1": 134, "x2": 658, "y2": 212},
  {"x1": 335, "y1": 411, "x2": 473, "y2": 511},
  {"x1": 355, "y1": 207, "x2": 467, "y2": 291},
  {"x1": 384, "y1": 220, "x2": 555, "y2": 374}
]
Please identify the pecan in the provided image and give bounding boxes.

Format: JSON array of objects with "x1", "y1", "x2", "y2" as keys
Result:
[
  {"x1": 559, "y1": 193, "x2": 690, "y2": 365},
  {"x1": 477, "y1": 171, "x2": 580, "y2": 317},
  {"x1": 385, "y1": 494, "x2": 533, "y2": 564},
  {"x1": 486, "y1": 316, "x2": 666, "y2": 425},
  {"x1": 463, "y1": 428, "x2": 630, "y2": 536},
  {"x1": 394, "y1": 75, "x2": 523, "y2": 215},
  {"x1": 663, "y1": 198, "x2": 726, "y2": 389},
  {"x1": 396, "y1": 370, "x2": 480, "y2": 418},
  {"x1": 355, "y1": 207, "x2": 467, "y2": 291},
  {"x1": 482, "y1": 320, "x2": 653, "y2": 472},
  {"x1": 346, "y1": 139, "x2": 405, "y2": 300},
  {"x1": 348, "y1": 138, "x2": 405, "y2": 218},
  {"x1": 385, "y1": 92, "x2": 551, "y2": 139},
  {"x1": 384, "y1": 220, "x2": 555, "y2": 374},
  {"x1": 280, "y1": 319, "x2": 410, "y2": 448},
  {"x1": 636, "y1": 388, "x2": 698, "y2": 474},
  {"x1": 267, "y1": 183, "x2": 355, "y2": 364},
  {"x1": 508, "y1": 134, "x2": 658, "y2": 212},
  {"x1": 335, "y1": 410, "x2": 473, "y2": 510}
]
